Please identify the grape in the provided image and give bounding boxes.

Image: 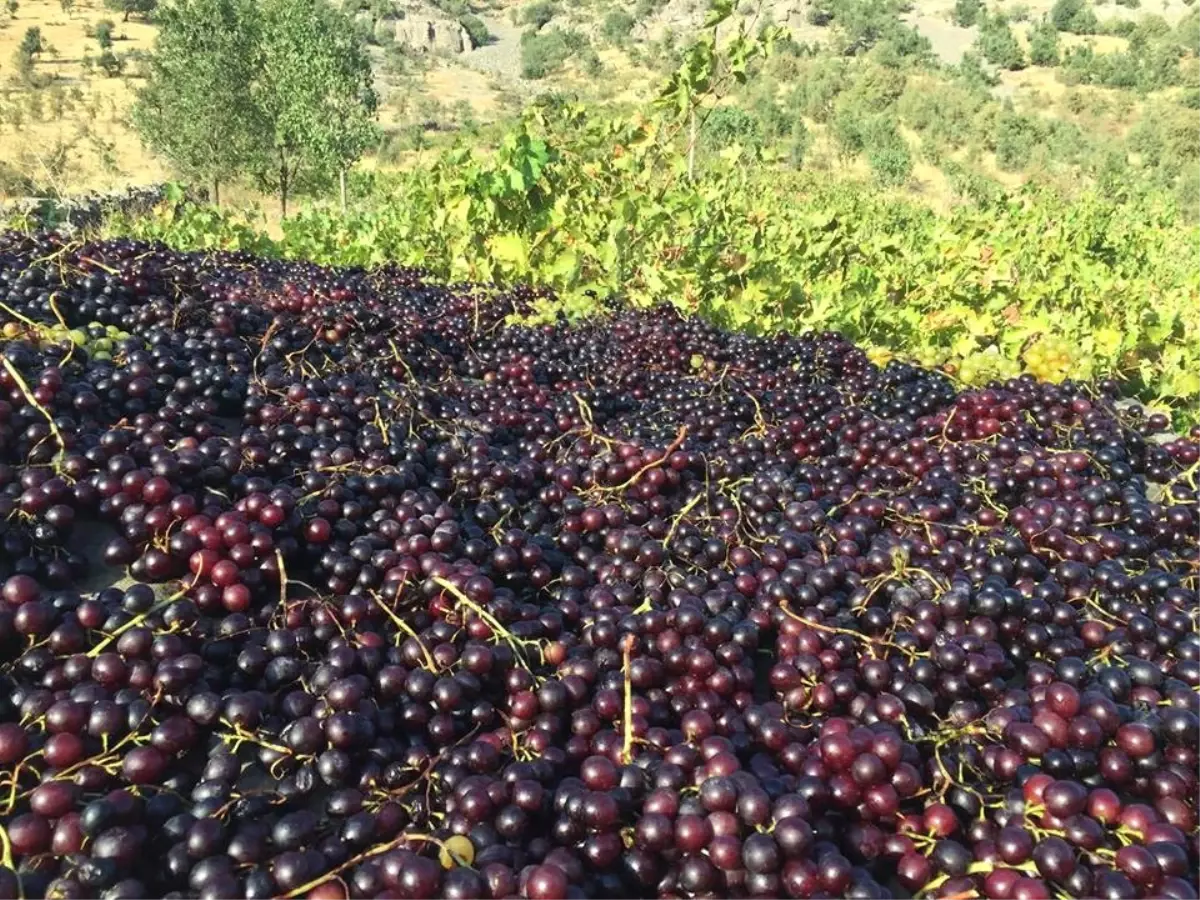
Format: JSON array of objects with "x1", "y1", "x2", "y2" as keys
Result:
[{"x1": 0, "y1": 231, "x2": 1194, "y2": 899}]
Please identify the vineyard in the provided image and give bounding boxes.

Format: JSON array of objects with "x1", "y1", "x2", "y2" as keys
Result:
[{"x1": 108, "y1": 106, "x2": 1200, "y2": 426}]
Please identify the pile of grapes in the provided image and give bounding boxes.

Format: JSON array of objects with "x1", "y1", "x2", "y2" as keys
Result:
[{"x1": 0, "y1": 230, "x2": 1196, "y2": 900}]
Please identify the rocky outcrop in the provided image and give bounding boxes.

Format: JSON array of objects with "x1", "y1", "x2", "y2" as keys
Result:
[
  {"x1": 393, "y1": 14, "x2": 474, "y2": 53},
  {"x1": 369, "y1": 2, "x2": 475, "y2": 54}
]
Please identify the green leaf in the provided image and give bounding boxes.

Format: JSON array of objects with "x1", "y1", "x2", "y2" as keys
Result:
[{"x1": 489, "y1": 233, "x2": 530, "y2": 274}]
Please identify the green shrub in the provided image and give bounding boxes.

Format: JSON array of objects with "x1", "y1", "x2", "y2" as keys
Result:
[
  {"x1": 978, "y1": 12, "x2": 1026, "y2": 69},
  {"x1": 993, "y1": 107, "x2": 1041, "y2": 168},
  {"x1": 1051, "y1": 0, "x2": 1098, "y2": 33},
  {"x1": 602, "y1": 8, "x2": 635, "y2": 41},
  {"x1": 459, "y1": 13, "x2": 491, "y2": 47},
  {"x1": 898, "y1": 79, "x2": 987, "y2": 147},
  {"x1": 789, "y1": 56, "x2": 849, "y2": 121},
  {"x1": 1028, "y1": 17, "x2": 1060, "y2": 64},
  {"x1": 788, "y1": 119, "x2": 811, "y2": 167},
  {"x1": 952, "y1": 0, "x2": 981, "y2": 26},
  {"x1": 94, "y1": 18, "x2": 115, "y2": 47},
  {"x1": 868, "y1": 142, "x2": 912, "y2": 185},
  {"x1": 97, "y1": 48, "x2": 124, "y2": 76},
  {"x1": 521, "y1": 0, "x2": 556, "y2": 29},
  {"x1": 701, "y1": 105, "x2": 763, "y2": 151},
  {"x1": 520, "y1": 27, "x2": 588, "y2": 78}
]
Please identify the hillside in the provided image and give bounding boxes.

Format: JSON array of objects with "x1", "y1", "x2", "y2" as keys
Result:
[{"x1": 0, "y1": 0, "x2": 1196, "y2": 215}]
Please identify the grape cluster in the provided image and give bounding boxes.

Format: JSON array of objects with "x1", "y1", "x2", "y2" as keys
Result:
[{"x1": 0, "y1": 230, "x2": 1196, "y2": 900}]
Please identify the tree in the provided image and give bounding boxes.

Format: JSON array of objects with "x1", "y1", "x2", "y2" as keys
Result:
[
  {"x1": 953, "y1": 0, "x2": 981, "y2": 27},
  {"x1": 978, "y1": 12, "x2": 1026, "y2": 68},
  {"x1": 5, "y1": 0, "x2": 17, "y2": 18},
  {"x1": 1028, "y1": 17, "x2": 1060, "y2": 65},
  {"x1": 97, "y1": 48, "x2": 124, "y2": 75},
  {"x1": 132, "y1": 0, "x2": 264, "y2": 205},
  {"x1": 105, "y1": 0, "x2": 156, "y2": 21},
  {"x1": 1051, "y1": 0, "x2": 1097, "y2": 32},
  {"x1": 94, "y1": 18, "x2": 115, "y2": 48},
  {"x1": 60, "y1": 0, "x2": 74, "y2": 16},
  {"x1": 254, "y1": 0, "x2": 378, "y2": 217},
  {"x1": 20, "y1": 26, "x2": 44, "y2": 57}
]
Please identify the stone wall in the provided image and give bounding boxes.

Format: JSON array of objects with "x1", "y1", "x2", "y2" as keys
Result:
[{"x1": 0, "y1": 184, "x2": 205, "y2": 235}]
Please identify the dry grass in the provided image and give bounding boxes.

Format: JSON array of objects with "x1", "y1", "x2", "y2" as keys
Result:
[{"x1": 0, "y1": 0, "x2": 164, "y2": 195}]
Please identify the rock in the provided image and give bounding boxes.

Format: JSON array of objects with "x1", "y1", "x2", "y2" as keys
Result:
[{"x1": 393, "y1": 14, "x2": 473, "y2": 53}]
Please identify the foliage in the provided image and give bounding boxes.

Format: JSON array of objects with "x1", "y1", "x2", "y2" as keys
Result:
[
  {"x1": 520, "y1": 28, "x2": 594, "y2": 79},
  {"x1": 19, "y1": 26, "x2": 43, "y2": 57},
  {"x1": 812, "y1": 0, "x2": 929, "y2": 56},
  {"x1": 254, "y1": 0, "x2": 378, "y2": 216},
  {"x1": 94, "y1": 18, "x2": 115, "y2": 48},
  {"x1": 952, "y1": 0, "x2": 981, "y2": 27},
  {"x1": 132, "y1": 0, "x2": 264, "y2": 205},
  {"x1": 897, "y1": 77, "x2": 987, "y2": 147},
  {"x1": 977, "y1": 11, "x2": 1026, "y2": 69},
  {"x1": 133, "y1": 0, "x2": 376, "y2": 215},
  {"x1": 97, "y1": 48, "x2": 124, "y2": 76},
  {"x1": 864, "y1": 120, "x2": 912, "y2": 185},
  {"x1": 1061, "y1": 36, "x2": 1185, "y2": 91},
  {"x1": 105, "y1": 0, "x2": 157, "y2": 21},
  {"x1": 992, "y1": 105, "x2": 1041, "y2": 169},
  {"x1": 1051, "y1": 0, "x2": 1098, "y2": 33},
  {"x1": 459, "y1": 13, "x2": 491, "y2": 47},
  {"x1": 1028, "y1": 17, "x2": 1060, "y2": 65},
  {"x1": 700, "y1": 104, "x2": 762, "y2": 151},
  {"x1": 602, "y1": 8, "x2": 636, "y2": 42},
  {"x1": 521, "y1": 0, "x2": 556, "y2": 29},
  {"x1": 787, "y1": 118, "x2": 810, "y2": 166}
]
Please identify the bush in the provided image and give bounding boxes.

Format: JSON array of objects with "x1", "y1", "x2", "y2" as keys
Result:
[
  {"x1": 1061, "y1": 40, "x2": 1184, "y2": 90},
  {"x1": 1051, "y1": 0, "x2": 1097, "y2": 33},
  {"x1": 520, "y1": 28, "x2": 588, "y2": 78},
  {"x1": 898, "y1": 79, "x2": 987, "y2": 147},
  {"x1": 602, "y1": 8, "x2": 635, "y2": 41},
  {"x1": 842, "y1": 61, "x2": 907, "y2": 113},
  {"x1": 978, "y1": 12, "x2": 1026, "y2": 68},
  {"x1": 94, "y1": 18, "x2": 115, "y2": 48},
  {"x1": 521, "y1": 0, "x2": 555, "y2": 29},
  {"x1": 788, "y1": 118, "x2": 810, "y2": 167},
  {"x1": 1028, "y1": 17, "x2": 1060, "y2": 64},
  {"x1": 459, "y1": 13, "x2": 490, "y2": 47},
  {"x1": 97, "y1": 48, "x2": 124, "y2": 76},
  {"x1": 952, "y1": 0, "x2": 981, "y2": 27},
  {"x1": 868, "y1": 140, "x2": 912, "y2": 185},
  {"x1": 993, "y1": 107, "x2": 1041, "y2": 168},
  {"x1": 19, "y1": 26, "x2": 43, "y2": 56},
  {"x1": 789, "y1": 56, "x2": 849, "y2": 121},
  {"x1": 701, "y1": 105, "x2": 763, "y2": 151}
]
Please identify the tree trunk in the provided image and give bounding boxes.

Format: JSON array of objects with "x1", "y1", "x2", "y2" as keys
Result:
[
  {"x1": 279, "y1": 153, "x2": 289, "y2": 219},
  {"x1": 339, "y1": 169, "x2": 347, "y2": 216},
  {"x1": 687, "y1": 108, "x2": 697, "y2": 181},
  {"x1": 212, "y1": 179, "x2": 220, "y2": 207}
]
